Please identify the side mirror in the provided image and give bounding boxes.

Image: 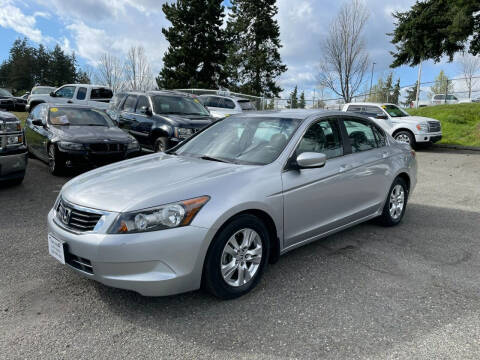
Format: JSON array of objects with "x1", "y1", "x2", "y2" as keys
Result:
[
  {"x1": 376, "y1": 114, "x2": 388, "y2": 120},
  {"x1": 296, "y1": 152, "x2": 327, "y2": 169},
  {"x1": 50, "y1": 91, "x2": 56, "y2": 97},
  {"x1": 32, "y1": 119, "x2": 44, "y2": 126},
  {"x1": 140, "y1": 106, "x2": 152, "y2": 116}
]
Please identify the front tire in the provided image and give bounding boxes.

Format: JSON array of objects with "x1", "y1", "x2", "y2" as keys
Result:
[
  {"x1": 154, "y1": 137, "x2": 169, "y2": 153},
  {"x1": 378, "y1": 177, "x2": 408, "y2": 227},
  {"x1": 394, "y1": 130, "x2": 416, "y2": 149},
  {"x1": 203, "y1": 214, "x2": 270, "y2": 299},
  {"x1": 48, "y1": 144, "x2": 64, "y2": 176}
]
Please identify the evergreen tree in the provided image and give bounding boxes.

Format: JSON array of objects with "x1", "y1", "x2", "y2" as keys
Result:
[
  {"x1": 287, "y1": 86, "x2": 298, "y2": 109},
  {"x1": 7, "y1": 38, "x2": 36, "y2": 91},
  {"x1": 430, "y1": 70, "x2": 454, "y2": 95},
  {"x1": 402, "y1": 81, "x2": 418, "y2": 107},
  {"x1": 299, "y1": 91, "x2": 306, "y2": 109},
  {"x1": 391, "y1": 79, "x2": 401, "y2": 105},
  {"x1": 50, "y1": 45, "x2": 76, "y2": 86},
  {"x1": 76, "y1": 70, "x2": 91, "y2": 84},
  {"x1": 157, "y1": 0, "x2": 227, "y2": 89},
  {"x1": 226, "y1": 0, "x2": 287, "y2": 97},
  {"x1": 35, "y1": 44, "x2": 52, "y2": 85}
]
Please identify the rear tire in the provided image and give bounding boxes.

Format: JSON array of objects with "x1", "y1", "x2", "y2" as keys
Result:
[
  {"x1": 394, "y1": 130, "x2": 416, "y2": 149},
  {"x1": 154, "y1": 137, "x2": 169, "y2": 153},
  {"x1": 203, "y1": 214, "x2": 270, "y2": 299},
  {"x1": 378, "y1": 177, "x2": 408, "y2": 227}
]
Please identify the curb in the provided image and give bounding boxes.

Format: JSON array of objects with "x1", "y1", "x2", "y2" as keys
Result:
[{"x1": 433, "y1": 144, "x2": 480, "y2": 152}]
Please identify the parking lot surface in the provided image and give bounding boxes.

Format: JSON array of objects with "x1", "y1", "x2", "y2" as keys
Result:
[{"x1": 1, "y1": 148, "x2": 480, "y2": 359}]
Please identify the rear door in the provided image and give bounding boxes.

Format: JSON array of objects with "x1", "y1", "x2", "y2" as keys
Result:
[
  {"x1": 339, "y1": 117, "x2": 392, "y2": 218},
  {"x1": 52, "y1": 86, "x2": 76, "y2": 104},
  {"x1": 88, "y1": 87, "x2": 113, "y2": 108},
  {"x1": 131, "y1": 95, "x2": 154, "y2": 147},
  {"x1": 118, "y1": 95, "x2": 137, "y2": 134}
]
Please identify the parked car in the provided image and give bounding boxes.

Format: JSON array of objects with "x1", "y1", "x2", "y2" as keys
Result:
[
  {"x1": 47, "y1": 110, "x2": 417, "y2": 299},
  {"x1": 30, "y1": 86, "x2": 56, "y2": 96},
  {"x1": 25, "y1": 104, "x2": 140, "y2": 175},
  {"x1": 26, "y1": 84, "x2": 113, "y2": 112},
  {"x1": 0, "y1": 111, "x2": 27, "y2": 184},
  {"x1": 110, "y1": 91, "x2": 215, "y2": 152},
  {"x1": 198, "y1": 94, "x2": 257, "y2": 119},
  {"x1": 0, "y1": 88, "x2": 15, "y2": 111},
  {"x1": 13, "y1": 93, "x2": 28, "y2": 111},
  {"x1": 431, "y1": 94, "x2": 471, "y2": 105},
  {"x1": 343, "y1": 102, "x2": 442, "y2": 149}
]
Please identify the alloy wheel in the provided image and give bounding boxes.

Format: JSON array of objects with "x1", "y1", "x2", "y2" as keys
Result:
[
  {"x1": 48, "y1": 145, "x2": 56, "y2": 172},
  {"x1": 220, "y1": 228, "x2": 262, "y2": 287},
  {"x1": 395, "y1": 133, "x2": 411, "y2": 144},
  {"x1": 389, "y1": 184, "x2": 405, "y2": 220}
]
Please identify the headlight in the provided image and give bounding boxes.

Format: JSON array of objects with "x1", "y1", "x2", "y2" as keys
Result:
[
  {"x1": 175, "y1": 127, "x2": 194, "y2": 139},
  {"x1": 57, "y1": 141, "x2": 85, "y2": 151},
  {"x1": 7, "y1": 134, "x2": 23, "y2": 145},
  {"x1": 108, "y1": 196, "x2": 210, "y2": 234},
  {"x1": 0, "y1": 121, "x2": 21, "y2": 133},
  {"x1": 416, "y1": 123, "x2": 428, "y2": 132},
  {"x1": 127, "y1": 138, "x2": 140, "y2": 150}
]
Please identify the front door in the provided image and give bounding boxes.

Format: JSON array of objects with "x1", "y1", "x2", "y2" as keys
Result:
[{"x1": 282, "y1": 118, "x2": 355, "y2": 248}]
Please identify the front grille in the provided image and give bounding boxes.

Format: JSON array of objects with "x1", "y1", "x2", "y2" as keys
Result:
[
  {"x1": 428, "y1": 121, "x2": 441, "y2": 133},
  {"x1": 65, "y1": 249, "x2": 93, "y2": 274},
  {"x1": 89, "y1": 143, "x2": 125, "y2": 152},
  {"x1": 57, "y1": 200, "x2": 102, "y2": 232}
]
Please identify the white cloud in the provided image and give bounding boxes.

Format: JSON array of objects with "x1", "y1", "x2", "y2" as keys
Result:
[{"x1": 0, "y1": 0, "x2": 44, "y2": 42}]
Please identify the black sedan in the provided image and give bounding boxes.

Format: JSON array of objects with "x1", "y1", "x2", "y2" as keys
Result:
[
  {"x1": 0, "y1": 88, "x2": 15, "y2": 111},
  {"x1": 25, "y1": 104, "x2": 140, "y2": 175}
]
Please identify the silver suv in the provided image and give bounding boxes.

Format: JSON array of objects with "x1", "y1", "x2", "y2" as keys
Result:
[{"x1": 199, "y1": 94, "x2": 256, "y2": 119}]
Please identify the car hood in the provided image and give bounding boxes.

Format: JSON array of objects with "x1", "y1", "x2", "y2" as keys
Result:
[
  {"x1": 52, "y1": 126, "x2": 131, "y2": 143},
  {"x1": 61, "y1": 154, "x2": 254, "y2": 212},
  {"x1": 397, "y1": 116, "x2": 440, "y2": 124},
  {"x1": 155, "y1": 113, "x2": 214, "y2": 127}
]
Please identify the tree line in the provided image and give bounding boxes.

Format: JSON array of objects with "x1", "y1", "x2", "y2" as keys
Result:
[{"x1": 0, "y1": 38, "x2": 90, "y2": 94}]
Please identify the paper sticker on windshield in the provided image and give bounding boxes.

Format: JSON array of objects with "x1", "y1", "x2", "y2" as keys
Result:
[
  {"x1": 50, "y1": 107, "x2": 58, "y2": 113},
  {"x1": 194, "y1": 99, "x2": 200, "y2": 103},
  {"x1": 51, "y1": 115, "x2": 69, "y2": 125},
  {"x1": 381, "y1": 105, "x2": 386, "y2": 109}
]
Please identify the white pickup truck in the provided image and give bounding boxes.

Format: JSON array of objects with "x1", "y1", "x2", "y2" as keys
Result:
[
  {"x1": 342, "y1": 102, "x2": 442, "y2": 149},
  {"x1": 26, "y1": 84, "x2": 113, "y2": 112}
]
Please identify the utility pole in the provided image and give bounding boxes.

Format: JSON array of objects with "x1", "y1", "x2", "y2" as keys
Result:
[
  {"x1": 415, "y1": 62, "x2": 422, "y2": 108},
  {"x1": 369, "y1": 62, "x2": 376, "y2": 99},
  {"x1": 312, "y1": 89, "x2": 316, "y2": 109}
]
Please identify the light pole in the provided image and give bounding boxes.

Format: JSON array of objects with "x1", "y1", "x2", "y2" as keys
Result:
[{"x1": 369, "y1": 62, "x2": 376, "y2": 100}]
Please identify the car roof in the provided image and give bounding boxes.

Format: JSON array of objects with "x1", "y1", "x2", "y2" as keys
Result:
[
  {"x1": 121, "y1": 90, "x2": 194, "y2": 98},
  {"x1": 62, "y1": 84, "x2": 112, "y2": 89},
  {"x1": 44, "y1": 104, "x2": 97, "y2": 110},
  {"x1": 198, "y1": 94, "x2": 251, "y2": 102},
  {"x1": 344, "y1": 102, "x2": 397, "y2": 106},
  {"x1": 229, "y1": 109, "x2": 353, "y2": 120}
]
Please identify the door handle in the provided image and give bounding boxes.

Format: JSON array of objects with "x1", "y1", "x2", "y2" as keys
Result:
[{"x1": 67, "y1": 100, "x2": 73, "y2": 104}]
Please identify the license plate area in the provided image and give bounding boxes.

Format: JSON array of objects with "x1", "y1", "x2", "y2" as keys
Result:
[{"x1": 48, "y1": 233, "x2": 65, "y2": 264}]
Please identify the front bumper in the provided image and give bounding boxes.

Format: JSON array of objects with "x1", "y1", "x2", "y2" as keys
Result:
[
  {"x1": 0, "y1": 150, "x2": 27, "y2": 180},
  {"x1": 415, "y1": 132, "x2": 442, "y2": 143},
  {"x1": 58, "y1": 148, "x2": 139, "y2": 168},
  {"x1": 47, "y1": 209, "x2": 211, "y2": 296}
]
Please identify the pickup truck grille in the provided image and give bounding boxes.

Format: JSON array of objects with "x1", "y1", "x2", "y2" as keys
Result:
[
  {"x1": 89, "y1": 143, "x2": 125, "y2": 152},
  {"x1": 56, "y1": 200, "x2": 102, "y2": 232},
  {"x1": 428, "y1": 121, "x2": 441, "y2": 133}
]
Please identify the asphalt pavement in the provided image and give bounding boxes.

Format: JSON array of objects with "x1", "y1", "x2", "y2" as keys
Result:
[{"x1": 1, "y1": 148, "x2": 479, "y2": 359}]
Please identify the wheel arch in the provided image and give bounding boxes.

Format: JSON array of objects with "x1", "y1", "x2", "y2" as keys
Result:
[{"x1": 392, "y1": 127, "x2": 414, "y2": 138}]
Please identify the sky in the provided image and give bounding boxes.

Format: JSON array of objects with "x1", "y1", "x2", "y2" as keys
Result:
[{"x1": 0, "y1": 0, "x2": 467, "y2": 101}]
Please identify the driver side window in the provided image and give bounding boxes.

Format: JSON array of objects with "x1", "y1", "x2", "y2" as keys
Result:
[
  {"x1": 55, "y1": 86, "x2": 75, "y2": 99},
  {"x1": 297, "y1": 119, "x2": 343, "y2": 159}
]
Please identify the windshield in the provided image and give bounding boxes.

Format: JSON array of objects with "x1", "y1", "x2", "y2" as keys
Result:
[
  {"x1": 238, "y1": 100, "x2": 256, "y2": 111},
  {"x1": 32, "y1": 87, "x2": 54, "y2": 95},
  {"x1": 48, "y1": 108, "x2": 114, "y2": 127},
  {"x1": 382, "y1": 105, "x2": 409, "y2": 118},
  {"x1": 0, "y1": 88, "x2": 13, "y2": 97},
  {"x1": 152, "y1": 95, "x2": 210, "y2": 116},
  {"x1": 173, "y1": 116, "x2": 300, "y2": 165}
]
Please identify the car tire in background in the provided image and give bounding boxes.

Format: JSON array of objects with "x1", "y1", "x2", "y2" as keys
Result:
[
  {"x1": 48, "y1": 144, "x2": 64, "y2": 176},
  {"x1": 154, "y1": 137, "x2": 169, "y2": 153},
  {"x1": 203, "y1": 214, "x2": 270, "y2": 299},
  {"x1": 378, "y1": 177, "x2": 409, "y2": 227},
  {"x1": 393, "y1": 130, "x2": 416, "y2": 149}
]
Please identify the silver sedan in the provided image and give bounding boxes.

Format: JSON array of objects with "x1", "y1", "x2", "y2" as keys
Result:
[{"x1": 47, "y1": 110, "x2": 417, "y2": 299}]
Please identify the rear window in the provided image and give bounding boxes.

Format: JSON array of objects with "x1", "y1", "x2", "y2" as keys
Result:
[
  {"x1": 90, "y1": 88, "x2": 113, "y2": 100},
  {"x1": 238, "y1": 100, "x2": 256, "y2": 111}
]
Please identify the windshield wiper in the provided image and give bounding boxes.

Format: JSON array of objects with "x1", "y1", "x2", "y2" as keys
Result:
[{"x1": 199, "y1": 155, "x2": 232, "y2": 163}]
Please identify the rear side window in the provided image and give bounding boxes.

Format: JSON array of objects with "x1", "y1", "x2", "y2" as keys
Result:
[
  {"x1": 76, "y1": 87, "x2": 87, "y2": 100},
  {"x1": 238, "y1": 100, "x2": 256, "y2": 111},
  {"x1": 205, "y1": 96, "x2": 221, "y2": 108},
  {"x1": 364, "y1": 106, "x2": 383, "y2": 115},
  {"x1": 434, "y1": 95, "x2": 444, "y2": 100},
  {"x1": 108, "y1": 93, "x2": 125, "y2": 110},
  {"x1": 344, "y1": 119, "x2": 377, "y2": 153},
  {"x1": 55, "y1": 86, "x2": 75, "y2": 99},
  {"x1": 122, "y1": 95, "x2": 137, "y2": 112},
  {"x1": 91, "y1": 88, "x2": 113, "y2": 100},
  {"x1": 347, "y1": 105, "x2": 363, "y2": 112},
  {"x1": 297, "y1": 119, "x2": 343, "y2": 159}
]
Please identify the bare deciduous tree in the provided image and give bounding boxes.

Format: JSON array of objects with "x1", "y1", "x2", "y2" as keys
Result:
[
  {"x1": 458, "y1": 54, "x2": 480, "y2": 99},
  {"x1": 124, "y1": 46, "x2": 154, "y2": 91},
  {"x1": 318, "y1": 0, "x2": 369, "y2": 103},
  {"x1": 95, "y1": 53, "x2": 125, "y2": 93}
]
